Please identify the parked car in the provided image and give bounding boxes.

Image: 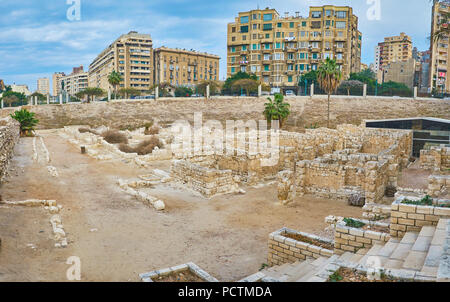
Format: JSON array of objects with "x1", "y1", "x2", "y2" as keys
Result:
[{"x1": 285, "y1": 90, "x2": 296, "y2": 96}]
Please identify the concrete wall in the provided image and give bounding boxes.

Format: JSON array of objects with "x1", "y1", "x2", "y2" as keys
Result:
[{"x1": 2, "y1": 96, "x2": 447, "y2": 130}]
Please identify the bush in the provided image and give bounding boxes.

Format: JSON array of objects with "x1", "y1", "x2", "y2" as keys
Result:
[
  {"x1": 101, "y1": 130, "x2": 128, "y2": 144},
  {"x1": 10, "y1": 109, "x2": 39, "y2": 136},
  {"x1": 78, "y1": 127, "x2": 99, "y2": 135},
  {"x1": 118, "y1": 136, "x2": 163, "y2": 155}
]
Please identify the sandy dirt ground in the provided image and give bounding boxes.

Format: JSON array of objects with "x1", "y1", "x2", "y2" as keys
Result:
[
  {"x1": 397, "y1": 161, "x2": 432, "y2": 190},
  {"x1": 0, "y1": 130, "x2": 363, "y2": 282}
]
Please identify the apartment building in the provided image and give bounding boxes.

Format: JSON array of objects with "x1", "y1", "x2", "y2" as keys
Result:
[
  {"x1": 227, "y1": 6, "x2": 362, "y2": 91},
  {"x1": 154, "y1": 47, "x2": 220, "y2": 87},
  {"x1": 374, "y1": 45, "x2": 381, "y2": 73},
  {"x1": 60, "y1": 66, "x2": 89, "y2": 96},
  {"x1": 382, "y1": 58, "x2": 416, "y2": 89},
  {"x1": 429, "y1": 0, "x2": 450, "y2": 94},
  {"x1": 0, "y1": 79, "x2": 5, "y2": 91},
  {"x1": 37, "y1": 77, "x2": 50, "y2": 95},
  {"x1": 52, "y1": 72, "x2": 65, "y2": 96},
  {"x1": 376, "y1": 32, "x2": 413, "y2": 82},
  {"x1": 10, "y1": 84, "x2": 31, "y2": 96},
  {"x1": 88, "y1": 31, "x2": 153, "y2": 93},
  {"x1": 414, "y1": 49, "x2": 431, "y2": 93}
]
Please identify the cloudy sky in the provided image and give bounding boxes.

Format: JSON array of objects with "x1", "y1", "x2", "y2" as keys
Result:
[{"x1": 0, "y1": 0, "x2": 433, "y2": 91}]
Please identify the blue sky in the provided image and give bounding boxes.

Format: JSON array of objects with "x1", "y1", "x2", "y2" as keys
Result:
[{"x1": 0, "y1": 0, "x2": 433, "y2": 91}]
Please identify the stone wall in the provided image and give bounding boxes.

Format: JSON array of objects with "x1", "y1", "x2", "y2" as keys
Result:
[
  {"x1": 420, "y1": 146, "x2": 450, "y2": 172},
  {"x1": 0, "y1": 117, "x2": 20, "y2": 183},
  {"x1": 9, "y1": 96, "x2": 448, "y2": 130},
  {"x1": 428, "y1": 175, "x2": 450, "y2": 198},
  {"x1": 171, "y1": 160, "x2": 240, "y2": 198},
  {"x1": 390, "y1": 196, "x2": 450, "y2": 238},
  {"x1": 268, "y1": 228, "x2": 333, "y2": 267}
]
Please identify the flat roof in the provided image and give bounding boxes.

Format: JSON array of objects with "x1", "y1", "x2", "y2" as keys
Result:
[{"x1": 365, "y1": 117, "x2": 450, "y2": 124}]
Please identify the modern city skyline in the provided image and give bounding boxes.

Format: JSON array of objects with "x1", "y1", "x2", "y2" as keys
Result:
[{"x1": 0, "y1": 0, "x2": 435, "y2": 91}]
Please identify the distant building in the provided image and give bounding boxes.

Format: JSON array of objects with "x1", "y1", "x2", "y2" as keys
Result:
[
  {"x1": 360, "y1": 63, "x2": 368, "y2": 71},
  {"x1": 376, "y1": 32, "x2": 413, "y2": 82},
  {"x1": 153, "y1": 47, "x2": 220, "y2": 87},
  {"x1": 37, "y1": 77, "x2": 50, "y2": 95},
  {"x1": 381, "y1": 57, "x2": 416, "y2": 89},
  {"x1": 10, "y1": 84, "x2": 32, "y2": 96},
  {"x1": 0, "y1": 79, "x2": 5, "y2": 91},
  {"x1": 88, "y1": 31, "x2": 153, "y2": 93},
  {"x1": 414, "y1": 50, "x2": 431, "y2": 93},
  {"x1": 52, "y1": 72, "x2": 66, "y2": 96},
  {"x1": 60, "y1": 66, "x2": 89, "y2": 96},
  {"x1": 429, "y1": 0, "x2": 450, "y2": 94}
]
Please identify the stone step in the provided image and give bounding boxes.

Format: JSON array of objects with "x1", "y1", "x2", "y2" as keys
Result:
[
  {"x1": 376, "y1": 239, "x2": 400, "y2": 266},
  {"x1": 338, "y1": 252, "x2": 355, "y2": 262},
  {"x1": 296, "y1": 255, "x2": 339, "y2": 282},
  {"x1": 358, "y1": 244, "x2": 384, "y2": 266},
  {"x1": 285, "y1": 260, "x2": 317, "y2": 282},
  {"x1": 402, "y1": 228, "x2": 435, "y2": 271},
  {"x1": 351, "y1": 253, "x2": 364, "y2": 263}
]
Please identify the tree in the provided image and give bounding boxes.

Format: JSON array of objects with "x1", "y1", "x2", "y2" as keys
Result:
[
  {"x1": 339, "y1": 80, "x2": 364, "y2": 96},
  {"x1": 222, "y1": 72, "x2": 257, "y2": 94},
  {"x1": 298, "y1": 70, "x2": 318, "y2": 86},
  {"x1": 108, "y1": 71, "x2": 122, "y2": 100},
  {"x1": 231, "y1": 78, "x2": 258, "y2": 95},
  {"x1": 263, "y1": 93, "x2": 291, "y2": 129},
  {"x1": 77, "y1": 87, "x2": 105, "y2": 103},
  {"x1": 118, "y1": 88, "x2": 141, "y2": 99},
  {"x1": 196, "y1": 80, "x2": 221, "y2": 96},
  {"x1": 174, "y1": 86, "x2": 193, "y2": 97},
  {"x1": 317, "y1": 58, "x2": 343, "y2": 128},
  {"x1": 3, "y1": 95, "x2": 19, "y2": 107},
  {"x1": 0, "y1": 90, "x2": 26, "y2": 107},
  {"x1": 10, "y1": 109, "x2": 39, "y2": 136}
]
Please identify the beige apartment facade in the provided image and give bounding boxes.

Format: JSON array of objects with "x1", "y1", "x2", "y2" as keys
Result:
[
  {"x1": 376, "y1": 32, "x2": 413, "y2": 82},
  {"x1": 429, "y1": 0, "x2": 450, "y2": 94},
  {"x1": 382, "y1": 58, "x2": 416, "y2": 89},
  {"x1": 88, "y1": 31, "x2": 153, "y2": 93},
  {"x1": 227, "y1": 6, "x2": 362, "y2": 91},
  {"x1": 52, "y1": 72, "x2": 65, "y2": 96},
  {"x1": 59, "y1": 66, "x2": 89, "y2": 96},
  {"x1": 37, "y1": 77, "x2": 50, "y2": 95},
  {"x1": 153, "y1": 47, "x2": 220, "y2": 87}
]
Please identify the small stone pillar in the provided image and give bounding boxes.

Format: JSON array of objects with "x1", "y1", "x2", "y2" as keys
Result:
[
  {"x1": 66, "y1": 94, "x2": 70, "y2": 103},
  {"x1": 414, "y1": 87, "x2": 418, "y2": 99},
  {"x1": 310, "y1": 84, "x2": 314, "y2": 97},
  {"x1": 155, "y1": 86, "x2": 159, "y2": 100},
  {"x1": 363, "y1": 84, "x2": 367, "y2": 98},
  {"x1": 59, "y1": 94, "x2": 63, "y2": 105},
  {"x1": 1, "y1": 99, "x2": 3, "y2": 109},
  {"x1": 206, "y1": 85, "x2": 210, "y2": 99},
  {"x1": 258, "y1": 84, "x2": 262, "y2": 97},
  {"x1": 108, "y1": 89, "x2": 111, "y2": 102},
  {"x1": 47, "y1": 94, "x2": 50, "y2": 105}
]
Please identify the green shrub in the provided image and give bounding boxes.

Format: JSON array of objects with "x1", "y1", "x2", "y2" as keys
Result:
[
  {"x1": 10, "y1": 109, "x2": 39, "y2": 136},
  {"x1": 343, "y1": 218, "x2": 366, "y2": 228}
]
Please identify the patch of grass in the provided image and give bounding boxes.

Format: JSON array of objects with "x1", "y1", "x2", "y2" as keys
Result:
[
  {"x1": 343, "y1": 218, "x2": 366, "y2": 228},
  {"x1": 328, "y1": 271, "x2": 343, "y2": 282},
  {"x1": 259, "y1": 263, "x2": 269, "y2": 271},
  {"x1": 101, "y1": 130, "x2": 128, "y2": 144},
  {"x1": 401, "y1": 195, "x2": 433, "y2": 206}
]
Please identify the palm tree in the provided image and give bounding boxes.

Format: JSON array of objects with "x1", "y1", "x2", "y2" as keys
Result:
[
  {"x1": 317, "y1": 58, "x2": 342, "y2": 128},
  {"x1": 10, "y1": 109, "x2": 39, "y2": 136},
  {"x1": 263, "y1": 93, "x2": 291, "y2": 129},
  {"x1": 108, "y1": 71, "x2": 122, "y2": 100}
]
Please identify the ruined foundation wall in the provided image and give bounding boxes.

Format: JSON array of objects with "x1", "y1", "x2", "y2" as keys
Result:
[
  {"x1": 0, "y1": 117, "x2": 20, "y2": 183},
  {"x1": 420, "y1": 147, "x2": 450, "y2": 171}
]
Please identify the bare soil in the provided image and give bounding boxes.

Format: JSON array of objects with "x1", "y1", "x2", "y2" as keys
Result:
[
  {"x1": 283, "y1": 233, "x2": 333, "y2": 250},
  {"x1": 153, "y1": 270, "x2": 204, "y2": 282},
  {"x1": 0, "y1": 130, "x2": 362, "y2": 282},
  {"x1": 397, "y1": 161, "x2": 432, "y2": 190}
]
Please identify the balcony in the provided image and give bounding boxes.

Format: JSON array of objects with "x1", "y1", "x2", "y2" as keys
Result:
[
  {"x1": 286, "y1": 47, "x2": 297, "y2": 52},
  {"x1": 262, "y1": 48, "x2": 272, "y2": 53},
  {"x1": 239, "y1": 60, "x2": 249, "y2": 65}
]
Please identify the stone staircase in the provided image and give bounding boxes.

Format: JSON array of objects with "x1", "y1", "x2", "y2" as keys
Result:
[{"x1": 254, "y1": 219, "x2": 449, "y2": 282}]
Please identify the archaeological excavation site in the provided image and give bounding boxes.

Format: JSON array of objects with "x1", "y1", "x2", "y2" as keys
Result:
[{"x1": 0, "y1": 96, "x2": 449, "y2": 283}]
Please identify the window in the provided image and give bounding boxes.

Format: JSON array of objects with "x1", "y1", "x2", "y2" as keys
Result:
[
  {"x1": 231, "y1": 46, "x2": 236, "y2": 53},
  {"x1": 302, "y1": 21, "x2": 307, "y2": 27},
  {"x1": 336, "y1": 11, "x2": 347, "y2": 18},
  {"x1": 311, "y1": 21, "x2": 321, "y2": 29},
  {"x1": 263, "y1": 13, "x2": 272, "y2": 21},
  {"x1": 288, "y1": 75, "x2": 293, "y2": 82},
  {"x1": 264, "y1": 43, "x2": 270, "y2": 50},
  {"x1": 231, "y1": 67, "x2": 235, "y2": 73},
  {"x1": 325, "y1": 20, "x2": 331, "y2": 26},
  {"x1": 240, "y1": 16, "x2": 249, "y2": 23},
  {"x1": 263, "y1": 54, "x2": 271, "y2": 60},
  {"x1": 277, "y1": 22, "x2": 282, "y2": 28},
  {"x1": 240, "y1": 25, "x2": 249, "y2": 33},
  {"x1": 311, "y1": 11, "x2": 321, "y2": 18},
  {"x1": 290, "y1": 22, "x2": 294, "y2": 28},
  {"x1": 325, "y1": 10, "x2": 333, "y2": 17},
  {"x1": 312, "y1": 53, "x2": 318, "y2": 59},
  {"x1": 264, "y1": 65, "x2": 270, "y2": 71},
  {"x1": 276, "y1": 32, "x2": 281, "y2": 38},
  {"x1": 300, "y1": 31, "x2": 307, "y2": 37},
  {"x1": 337, "y1": 31, "x2": 344, "y2": 37},
  {"x1": 300, "y1": 64, "x2": 305, "y2": 71},
  {"x1": 275, "y1": 42, "x2": 281, "y2": 49},
  {"x1": 263, "y1": 23, "x2": 272, "y2": 31},
  {"x1": 242, "y1": 35, "x2": 247, "y2": 41},
  {"x1": 336, "y1": 53, "x2": 343, "y2": 60},
  {"x1": 252, "y1": 43, "x2": 260, "y2": 50},
  {"x1": 273, "y1": 53, "x2": 284, "y2": 60},
  {"x1": 252, "y1": 14, "x2": 257, "y2": 20},
  {"x1": 336, "y1": 21, "x2": 346, "y2": 29},
  {"x1": 231, "y1": 57, "x2": 235, "y2": 63},
  {"x1": 231, "y1": 27, "x2": 236, "y2": 33},
  {"x1": 252, "y1": 34, "x2": 257, "y2": 39},
  {"x1": 242, "y1": 45, "x2": 247, "y2": 51},
  {"x1": 265, "y1": 33, "x2": 270, "y2": 39},
  {"x1": 253, "y1": 24, "x2": 257, "y2": 30}
]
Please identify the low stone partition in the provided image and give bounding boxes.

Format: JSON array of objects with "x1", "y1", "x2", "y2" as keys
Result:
[
  {"x1": 139, "y1": 262, "x2": 219, "y2": 282},
  {"x1": 0, "y1": 117, "x2": 20, "y2": 183},
  {"x1": 268, "y1": 227, "x2": 333, "y2": 267},
  {"x1": 420, "y1": 146, "x2": 450, "y2": 172},
  {"x1": 390, "y1": 196, "x2": 450, "y2": 238},
  {"x1": 171, "y1": 160, "x2": 240, "y2": 198},
  {"x1": 326, "y1": 216, "x2": 390, "y2": 255},
  {"x1": 362, "y1": 203, "x2": 392, "y2": 220},
  {"x1": 428, "y1": 175, "x2": 450, "y2": 198}
]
